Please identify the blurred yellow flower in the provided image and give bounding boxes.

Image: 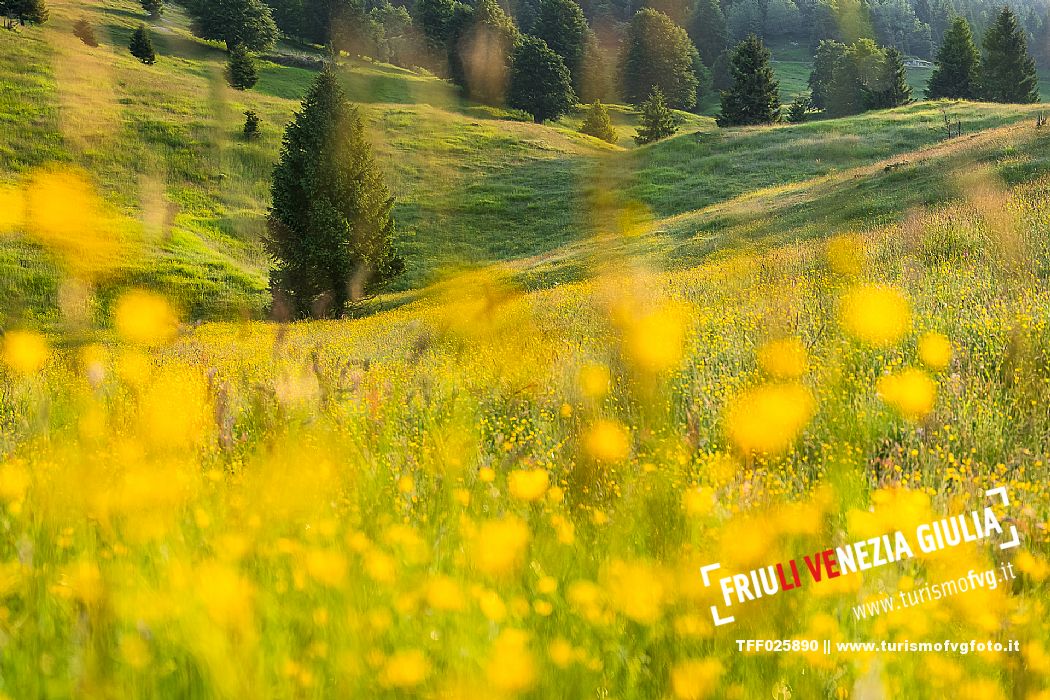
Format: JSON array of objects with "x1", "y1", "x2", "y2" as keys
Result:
[
  {"x1": 305, "y1": 549, "x2": 348, "y2": 588},
  {"x1": 585, "y1": 419, "x2": 631, "y2": 463},
  {"x1": 603, "y1": 559, "x2": 665, "y2": 624},
  {"x1": 671, "y1": 659, "x2": 723, "y2": 700},
  {"x1": 625, "y1": 305, "x2": 687, "y2": 373},
  {"x1": 725, "y1": 383, "x2": 814, "y2": 454},
  {"x1": 380, "y1": 649, "x2": 430, "y2": 689},
  {"x1": 548, "y1": 638, "x2": 575, "y2": 668},
  {"x1": 486, "y1": 629, "x2": 535, "y2": 695},
  {"x1": 473, "y1": 516, "x2": 530, "y2": 577},
  {"x1": 508, "y1": 469, "x2": 549, "y2": 502},
  {"x1": 877, "y1": 368, "x2": 936, "y2": 420},
  {"x1": 425, "y1": 575, "x2": 466, "y2": 612},
  {"x1": 840, "y1": 285, "x2": 911, "y2": 347},
  {"x1": 114, "y1": 290, "x2": 178, "y2": 346},
  {"x1": 2, "y1": 331, "x2": 49, "y2": 376},
  {"x1": 826, "y1": 233, "x2": 866, "y2": 276},
  {"x1": 579, "y1": 363, "x2": 611, "y2": 398},
  {"x1": 918, "y1": 331, "x2": 953, "y2": 371},
  {"x1": 683, "y1": 486, "x2": 715, "y2": 518},
  {"x1": 0, "y1": 185, "x2": 24, "y2": 234},
  {"x1": 757, "y1": 337, "x2": 808, "y2": 379}
]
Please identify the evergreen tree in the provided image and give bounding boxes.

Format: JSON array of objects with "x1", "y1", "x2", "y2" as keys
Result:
[
  {"x1": 808, "y1": 40, "x2": 846, "y2": 110},
  {"x1": 926, "y1": 16, "x2": 980, "y2": 99},
  {"x1": 532, "y1": 0, "x2": 589, "y2": 92},
  {"x1": 621, "y1": 8, "x2": 700, "y2": 110},
  {"x1": 141, "y1": 0, "x2": 163, "y2": 18},
  {"x1": 73, "y1": 18, "x2": 98, "y2": 46},
  {"x1": 868, "y1": 46, "x2": 911, "y2": 108},
  {"x1": 243, "y1": 110, "x2": 261, "y2": 139},
  {"x1": 267, "y1": 69, "x2": 403, "y2": 319},
  {"x1": 129, "y1": 24, "x2": 156, "y2": 64},
  {"x1": 413, "y1": 0, "x2": 456, "y2": 57},
  {"x1": 449, "y1": 0, "x2": 518, "y2": 102},
  {"x1": 786, "y1": 93, "x2": 810, "y2": 122},
  {"x1": 264, "y1": 0, "x2": 306, "y2": 41},
  {"x1": 979, "y1": 6, "x2": 1038, "y2": 103},
  {"x1": 580, "y1": 99, "x2": 616, "y2": 142},
  {"x1": 635, "y1": 87, "x2": 680, "y2": 144},
  {"x1": 688, "y1": 0, "x2": 727, "y2": 66},
  {"x1": 227, "y1": 43, "x2": 259, "y2": 89},
  {"x1": 507, "y1": 36, "x2": 576, "y2": 122},
  {"x1": 0, "y1": 0, "x2": 48, "y2": 25},
  {"x1": 716, "y1": 34, "x2": 780, "y2": 126},
  {"x1": 186, "y1": 0, "x2": 279, "y2": 51}
]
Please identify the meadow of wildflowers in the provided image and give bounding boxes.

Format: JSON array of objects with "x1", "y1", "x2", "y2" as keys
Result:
[{"x1": 0, "y1": 158, "x2": 1049, "y2": 699}]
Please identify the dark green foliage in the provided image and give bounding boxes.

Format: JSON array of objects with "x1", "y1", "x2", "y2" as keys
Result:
[
  {"x1": 808, "y1": 40, "x2": 845, "y2": 110},
  {"x1": 266, "y1": 70, "x2": 403, "y2": 319},
  {"x1": 227, "y1": 44, "x2": 259, "y2": 90},
  {"x1": 576, "y1": 32, "x2": 611, "y2": 101},
  {"x1": 635, "y1": 87, "x2": 680, "y2": 144},
  {"x1": 716, "y1": 34, "x2": 780, "y2": 127},
  {"x1": 786, "y1": 93, "x2": 810, "y2": 122},
  {"x1": 0, "y1": 0, "x2": 48, "y2": 24},
  {"x1": 688, "y1": 0, "x2": 727, "y2": 66},
  {"x1": 868, "y1": 47, "x2": 911, "y2": 108},
  {"x1": 140, "y1": 0, "x2": 163, "y2": 19},
  {"x1": 979, "y1": 6, "x2": 1038, "y2": 103},
  {"x1": 73, "y1": 18, "x2": 98, "y2": 46},
  {"x1": 620, "y1": 8, "x2": 700, "y2": 110},
  {"x1": 927, "y1": 16, "x2": 980, "y2": 99},
  {"x1": 243, "y1": 110, "x2": 261, "y2": 139},
  {"x1": 532, "y1": 0, "x2": 589, "y2": 92},
  {"x1": 507, "y1": 35, "x2": 576, "y2": 122},
  {"x1": 263, "y1": 0, "x2": 305, "y2": 40},
  {"x1": 448, "y1": 0, "x2": 518, "y2": 102},
  {"x1": 580, "y1": 99, "x2": 616, "y2": 142},
  {"x1": 413, "y1": 0, "x2": 456, "y2": 57},
  {"x1": 186, "y1": 0, "x2": 279, "y2": 51},
  {"x1": 129, "y1": 24, "x2": 156, "y2": 64}
]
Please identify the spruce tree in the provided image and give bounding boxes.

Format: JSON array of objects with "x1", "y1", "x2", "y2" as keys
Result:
[
  {"x1": 141, "y1": 0, "x2": 163, "y2": 18},
  {"x1": 507, "y1": 35, "x2": 576, "y2": 123},
  {"x1": 635, "y1": 87, "x2": 679, "y2": 144},
  {"x1": 716, "y1": 34, "x2": 780, "y2": 126},
  {"x1": 580, "y1": 99, "x2": 616, "y2": 142},
  {"x1": 869, "y1": 46, "x2": 911, "y2": 108},
  {"x1": 227, "y1": 43, "x2": 259, "y2": 89},
  {"x1": 129, "y1": 24, "x2": 156, "y2": 64},
  {"x1": 688, "y1": 0, "x2": 727, "y2": 67},
  {"x1": 73, "y1": 18, "x2": 98, "y2": 46},
  {"x1": 621, "y1": 8, "x2": 700, "y2": 110},
  {"x1": 926, "y1": 16, "x2": 980, "y2": 99},
  {"x1": 1, "y1": 0, "x2": 48, "y2": 25},
  {"x1": 531, "y1": 0, "x2": 589, "y2": 93},
  {"x1": 808, "y1": 40, "x2": 846, "y2": 110},
  {"x1": 243, "y1": 109, "x2": 261, "y2": 139},
  {"x1": 266, "y1": 69, "x2": 403, "y2": 319},
  {"x1": 186, "y1": 0, "x2": 279, "y2": 52},
  {"x1": 449, "y1": 0, "x2": 518, "y2": 102},
  {"x1": 979, "y1": 6, "x2": 1038, "y2": 103}
]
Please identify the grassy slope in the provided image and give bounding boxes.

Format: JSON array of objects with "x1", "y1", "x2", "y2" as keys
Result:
[{"x1": 1, "y1": 0, "x2": 1048, "y2": 323}]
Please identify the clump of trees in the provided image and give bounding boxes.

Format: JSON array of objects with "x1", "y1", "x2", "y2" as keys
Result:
[
  {"x1": 580, "y1": 99, "x2": 616, "y2": 142},
  {"x1": 186, "y1": 0, "x2": 279, "y2": 52},
  {"x1": 130, "y1": 23, "x2": 157, "y2": 64},
  {"x1": 140, "y1": 0, "x2": 163, "y2": 19},
  {"x1": 717, "y1": 34, "x2": 780, "y2": 126},
  {"x1": 1, "y1": 0, "x2": 49, "y2": 27},
  {"x1": 807, "y1": 38, "x2": 910, "y2": 117},
  {"x1": 266, "y1": 69, "x2": 404, "y2": 319},
  {"x1": 621, "y1": 9, "x2": 703, "y2": 110}
]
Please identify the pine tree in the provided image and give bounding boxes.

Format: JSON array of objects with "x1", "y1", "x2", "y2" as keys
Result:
[
  {"x1": 532, "y1": 0, "x2": 589, "y2": 93},
  {"x1": 927, "y1": 16, "x2": 980, "y2": 99},
  {"x1": 140, "y1": 0, "x2": 163, "y2": 19},
  {"x1": 507, "y1": 35, "x2": 576, "y2": 123},
  {"x1": 227, "y1": 43, "x2": 259, "y2": 89},
  {"x1": 808, "y1": 40, "x2": 846, "y2": 110},
  {"x1": 786, "y1": 93, "x2": 810, "y2": 122},
  {"x1": 979, "y1": 6, "x2": 1038, "y2": 103},
  {"x1": 869, "y1": 46, "x2": 911, "y2": 108},
  {"x1": 580, "y1": 99, "x2": 616, "y2": 142},
  {"x1": 716, "y1": 34, "x2": 780, "y2": 126},
  {"x1": 129, "y1": 24, "x2": 156, "y2": 64},
  {"x1": 73, "y1": 18, "x2": 98, "y2": 46},
  {"x1": 243, "y1": 110, "x2": 261, "y2": 139},
  {"x1": 186, "y1": 0, "x2": 279, "y2": 52},
  {"x1": 621, "y1": 8, "x2": 700, "y2": 110},
  {"x1": 688, "y1": 0, "x2": 727, "y2": 67},
  {"x1": 635, "y1": 87, "x2": 679, "y2": 144},
  {"x1": 266, "y1": 69, "x2": 403, "y2": 319},
  {"x1": 448, "y1": 0, "x2": 518, "y2": 102},
  {"x1": 1, "y1": 0, "x2": 49, "y2": 25}
]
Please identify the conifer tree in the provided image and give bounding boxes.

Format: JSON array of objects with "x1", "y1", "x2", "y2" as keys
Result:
[
  {"x1": 716, "y1": 34, "x2": 780, "y2": 126},
  {"x1": 580, "y1": 99, "x2": 616, "y2": 142},
  {"x1": 507, "y1": 35, "x2": 576, "y2": 123},
  {"x1": 621, "y1": 8, "x2": 700, "y2": 110},
  {"x1": 531, "y1": 0, "x2": 589, "y2": 93},
  {"x1": 869, "y1": 46, "x2": 911, "y2": 108},
  {"x1": 635, "y1": 87, "x2": 679, "y2": 144},
  {"x1": 129, "y1": 24, "x2": 156, "y2": 64},
  {"x1": 243, "y1": 110, "x2": 261, "y2": 139},
  {"x1": 227, "y1": 43, "x2": 259, "y2": 89},
  {"x1": 266, "y1": 69, "x2": 403, "y2": 319},
  {"x1": 926, "y1": 16, "x2": 980, "y2": 99},
  {"x1": 808, "y1": 40, "x2": 846, "y2": 110},
  {"x1": 688, "y1": 0, "x2": 727, "y2": 66},
  {"x1": 979, "y1": 6, "x2": 1038, "y2": 103},
  {"x1": 73, "y1": 18, "x2": 98, "y2": 46},
  {"x1": 0, "y1": 0, "x2": 49, "y2": 25},
  {"x1": 141, "y1": 0, "x2": 163, "y2": 19},
  {"x1": 448, "y1": 0, "x2": 518, "y2": 102},
  {"x1": 186, "y1": 0, "x2": 279, "y2": 52}
]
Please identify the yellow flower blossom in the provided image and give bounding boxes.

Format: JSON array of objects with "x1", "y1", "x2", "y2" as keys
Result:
[
  {"x1": 840, "y1": 285, "x2": 911, "y2": 347},
  {"x1": 877, "y1": 368, "x2": 936, "y2": 420},
  {"x1": 725, "y1": 383, "x2": 814, "y2": 454}
]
